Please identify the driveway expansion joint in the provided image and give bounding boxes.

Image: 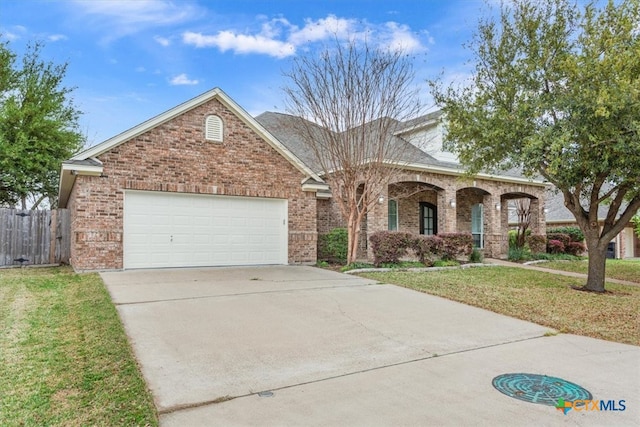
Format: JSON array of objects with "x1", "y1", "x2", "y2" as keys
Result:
[
  {"x1": 112, "y1": 282, "x2": 374, "y2": 306},
  {"x1": 158, "y1": 333, "x2": 553, "y2": 416}
]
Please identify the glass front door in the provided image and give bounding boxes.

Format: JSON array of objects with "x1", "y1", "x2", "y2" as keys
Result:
[{"x1": 420, "y1": 202, "x2": 437, "y2": 235}]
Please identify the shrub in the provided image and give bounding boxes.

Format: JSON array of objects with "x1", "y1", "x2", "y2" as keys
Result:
[
  {"x1": 412, "y1": 235, "x2": 444, "y2": 264},
  {"x1": 548, "y1": 226, "x2": 584, "y2": 243},
  {"x1": 547, "y1": 233, "x2": 571, "y2": 247},
  {"x1": 469, "y1": 248, "x2": 484, "y2": 263},
  {"x1": 369, "y1": 231, "x2": 413, "y2": 266},
  {"x1": 318, "y1": 228, "x2": 348, "y2": 263},
  {"x1": 565, "y1": 241, "x2": 586, "y2": 256},
  {"x1": 526, "y1": 234, "x2": 547, "y2": 254},
  {"x1": 438, "y1": 233, "x2": 474, "y2": 260},
  {"x1": 508, "y1": 230, "x2": 518, "y2": 249},
  {"x1": 547, "y1": 239, "x2": 565, "y2": 254},
  {"x1": 508, "y1": 246, "x2": 531, "y2": 261}
]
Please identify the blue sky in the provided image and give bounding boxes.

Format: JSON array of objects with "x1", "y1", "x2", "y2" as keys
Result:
[{"x1": 2, "y1": 0, "x2": 495, "y2": 147}]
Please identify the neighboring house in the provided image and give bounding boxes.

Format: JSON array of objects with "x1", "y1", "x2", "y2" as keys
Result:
[
  {"x1": 544, "y1": 189, "x2": 640, "y2": 259},
  {"x1": 59, "y1": 88, "x2": 547, "y2": 271}
]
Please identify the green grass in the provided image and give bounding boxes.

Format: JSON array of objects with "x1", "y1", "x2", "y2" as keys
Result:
[
  {"x1": 540, "y1": 259, "x2": 640, "y2": 283},
  {"x1": 359, "y1": 267, "x2": 640, "y2": 346},
  {"x1": 0, "y1": 267, "x2": 158, "y2": 426}
]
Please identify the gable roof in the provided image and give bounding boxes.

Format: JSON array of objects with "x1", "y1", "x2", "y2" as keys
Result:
[
  {"x1": 58, "y1": 88, "x2": 325, "y2": 207},
  {"x1": 256, "y1": 111, "x2": 547, "y2": 186}
]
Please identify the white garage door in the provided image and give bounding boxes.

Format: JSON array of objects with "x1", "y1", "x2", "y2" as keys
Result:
[{"x1": 124, "y1": 191, "x2": 288, "y2": 269}]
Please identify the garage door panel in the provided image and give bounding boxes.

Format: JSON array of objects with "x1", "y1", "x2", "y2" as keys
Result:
[{"x1": 124, "y1": 191, "x2": 287, "y2": 269}]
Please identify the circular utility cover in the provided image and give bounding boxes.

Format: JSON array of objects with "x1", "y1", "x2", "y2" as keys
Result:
[{"x1": 492, "y1": 373, "x2": 592, "y2": 406}]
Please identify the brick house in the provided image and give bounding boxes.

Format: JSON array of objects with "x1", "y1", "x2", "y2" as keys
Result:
[
  {"x1": 256, "y1": 110, "x2": 547, "y2": 260},
  {"x1": 59, "y1": 88, "x2": 547, "y2": 271}
]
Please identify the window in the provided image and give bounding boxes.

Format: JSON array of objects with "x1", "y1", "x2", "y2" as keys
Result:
[
  {"x1": 472, "y1": 203, "x2": 484, "y2": 248},
  {"x1": 388, "y1": 199, "x2": 398, "y2": 230},
  {"x1": 205, "y1": 115, "x2": 223, "y2": 142},
  {"x1": 420, "y1": 202, "x2": 437, "y2": 235}
]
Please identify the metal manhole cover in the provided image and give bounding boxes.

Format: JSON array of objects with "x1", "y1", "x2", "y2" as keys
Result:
[{"x1": 492, "y1": 373, "x2": 592, "y2": 406}]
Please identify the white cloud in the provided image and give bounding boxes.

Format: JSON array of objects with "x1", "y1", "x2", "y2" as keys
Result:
[
  {"x1": 378, "y1": 22, "x2": 426, "y2": 53},
  {"x1": 2, "y1": 25, "x2": 27, "y2": 40},
  {"x1": 183, "y1": 31, "x2": 295, "y2": 58},
  {"x1": 47, "y1": 34, "x2": 68, "y2": 42},
  {"x1": 135, "y1": 66, "x2": 146, "y2": 72},
  {"x1": 180, "y1": 13, "x2": 429, "y2": 59},
  {"x1": 70, "y1": 0, "x2": 202, "y2": 43},
  {"x1": 288, "y1": 15, "x2": 355, "y2": 45},
  {"x1": 169, "y1": 73, "x2": 199, "y2": 85},
  {"x1": 154, "y1": 35, "x2": 171, "y2": 46}
]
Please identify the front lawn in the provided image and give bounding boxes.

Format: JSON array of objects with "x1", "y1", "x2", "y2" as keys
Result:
[
  {"x1": 359, "y1": 267, "x2": 639, "y2": 346},
  {"x1": 0, "y1": 267, "x2": 158, "y2": 426},
  {"x1": 540, "y1": 259, "x2": 640, "y2": 283}
]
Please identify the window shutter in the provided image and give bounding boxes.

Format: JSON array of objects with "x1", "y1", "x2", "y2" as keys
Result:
[{"x1": 205, "y1": 115, "x2": 223, "y2": 142}]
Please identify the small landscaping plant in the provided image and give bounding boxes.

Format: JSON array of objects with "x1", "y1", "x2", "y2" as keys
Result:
[
  {"x1": 318, "y1": 227, "x2": 348, "y2": 264},
  {"x1": 468, "y1": 248, "x2": 484, "y2": 263},
  {"x1": 547, "y1": 226, "x2": 585, "y2": 243},
  {"x1": 437, "y1": 233, "x2": 474, "y2": 261},
  {"x1": 547, "y1": 239, "x2": 566, "y2": 254},
  {"x1": 526, "y1": 234, "x2": 547, "y2": 254}
]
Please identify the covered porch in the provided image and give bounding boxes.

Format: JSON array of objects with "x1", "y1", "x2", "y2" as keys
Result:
[{"x1": 364, "y1": 174, "x2": 546, "y2": 259}]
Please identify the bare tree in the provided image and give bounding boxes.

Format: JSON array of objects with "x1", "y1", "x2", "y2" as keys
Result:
[
  {"x1": 283, "y1": 38, "x2": 423, "y2": 264},
  {"x1": 514, "y1": 198, "x2": 531, "y2": 249}
]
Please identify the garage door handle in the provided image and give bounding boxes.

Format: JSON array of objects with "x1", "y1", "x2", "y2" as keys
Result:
[{"x1": 170, "y1": 235, "x2": 173, "y2": 242}]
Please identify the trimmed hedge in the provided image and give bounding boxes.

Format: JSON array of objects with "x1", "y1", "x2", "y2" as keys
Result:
[
  {"x1": 318, "y1": 228, "x2": 348, "y2": 263},
  {"x1": 369, "y1": 231, "x2": 413, "y2": 265},
  {"x1": 566, "y1": 241, "x2": 586, "y2": 256},
  {"x1": 438, "y1": 233, "x2": 474, "y2": 260},
  {"x1": 370, "y1": 231, "x2": 472, "y2": 266},
  {"x1": 526, "y1": 234, "x2": 547, "y2": 254},
  {"x1": 547, "y1": 233, "x2": 571, "y2": 247},
  {"x1": 548, "y1": 226, "x2": 585, "y2": 243},
  {"x1": 547, "y1": 239, "x2": 565, "y2": 254},
  {"x1": 414, "y1": 235, "x2": 444, "y2": 264}
]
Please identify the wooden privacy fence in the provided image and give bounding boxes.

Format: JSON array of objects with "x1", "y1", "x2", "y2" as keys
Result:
[{"x1": 0, "y1": 208, "x2": 70, "y2": 267}]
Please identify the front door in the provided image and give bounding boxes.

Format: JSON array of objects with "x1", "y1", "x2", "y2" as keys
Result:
[{"x1": 420, "y1": 202, "x2": 437, "y2": 235}]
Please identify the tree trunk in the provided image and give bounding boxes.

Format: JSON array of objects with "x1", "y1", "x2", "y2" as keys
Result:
[
  {"x1": 583, "y1": 236, "x2": 607, "y2": 293},
  {"x1": 346, "y1": 212, "x2": 361, "y2": 264}
]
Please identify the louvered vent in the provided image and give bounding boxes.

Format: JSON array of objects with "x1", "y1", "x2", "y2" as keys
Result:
[{"x1": 205, "y1": 115, "x2": 223, "y2": 142}]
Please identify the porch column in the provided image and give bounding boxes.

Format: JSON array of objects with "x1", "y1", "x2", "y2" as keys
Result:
[
  {"x1": 500, "y1": 198, "x2": 509, "y2": 257},
  {"x1": 438, "y1": 188, "x2": 457, "y2": 233},
  {"x1": 482, "y1": 194, "x2": 505, "y2": 258},
  {"x1": 365, "y1": 186, "x2": 389, "y2": 260},
  {"x1": 529, "y1": 198, "x2": 546, "y2": 236}
]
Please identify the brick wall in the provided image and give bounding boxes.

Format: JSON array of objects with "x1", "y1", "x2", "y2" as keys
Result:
[
  {"x1": 358, "y1": 172, "x2": 547, "y2": 259},
  {"x1": 68, "y1": 97, "x2": 316, "y2": 270}
]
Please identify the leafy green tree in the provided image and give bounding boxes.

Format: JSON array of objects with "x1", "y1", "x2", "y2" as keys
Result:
[
  {"x1": 0, "y1": 40, "x2": 85, "y2": 209},
  {"x1": 430, "y1": 0, "x2": 640, "y2": 292},
  {"x1": 633, "y1": 214, "x2": 640, "y2": 239}
]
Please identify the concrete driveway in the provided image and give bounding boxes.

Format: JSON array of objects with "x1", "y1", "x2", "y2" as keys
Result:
[{"x1": 102, "y1": 266, "x2": 640, "y2": 426}]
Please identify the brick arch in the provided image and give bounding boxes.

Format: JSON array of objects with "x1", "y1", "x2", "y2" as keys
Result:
[{"x1": 390, "y1": 171, "x2": 451, "y2": 190}]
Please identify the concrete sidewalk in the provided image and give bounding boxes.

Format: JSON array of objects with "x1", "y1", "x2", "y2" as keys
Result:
[
  {"x1": 486, "y1": 258, "x2": 640, "y2": 287},
  {"x1": 102, "y1": 266, "x2": 640, "y2": 426}
]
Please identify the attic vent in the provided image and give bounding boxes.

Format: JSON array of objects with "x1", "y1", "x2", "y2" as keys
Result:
[{"x1": 205, "y1": 115, "x2": 223, "y2": 142}]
